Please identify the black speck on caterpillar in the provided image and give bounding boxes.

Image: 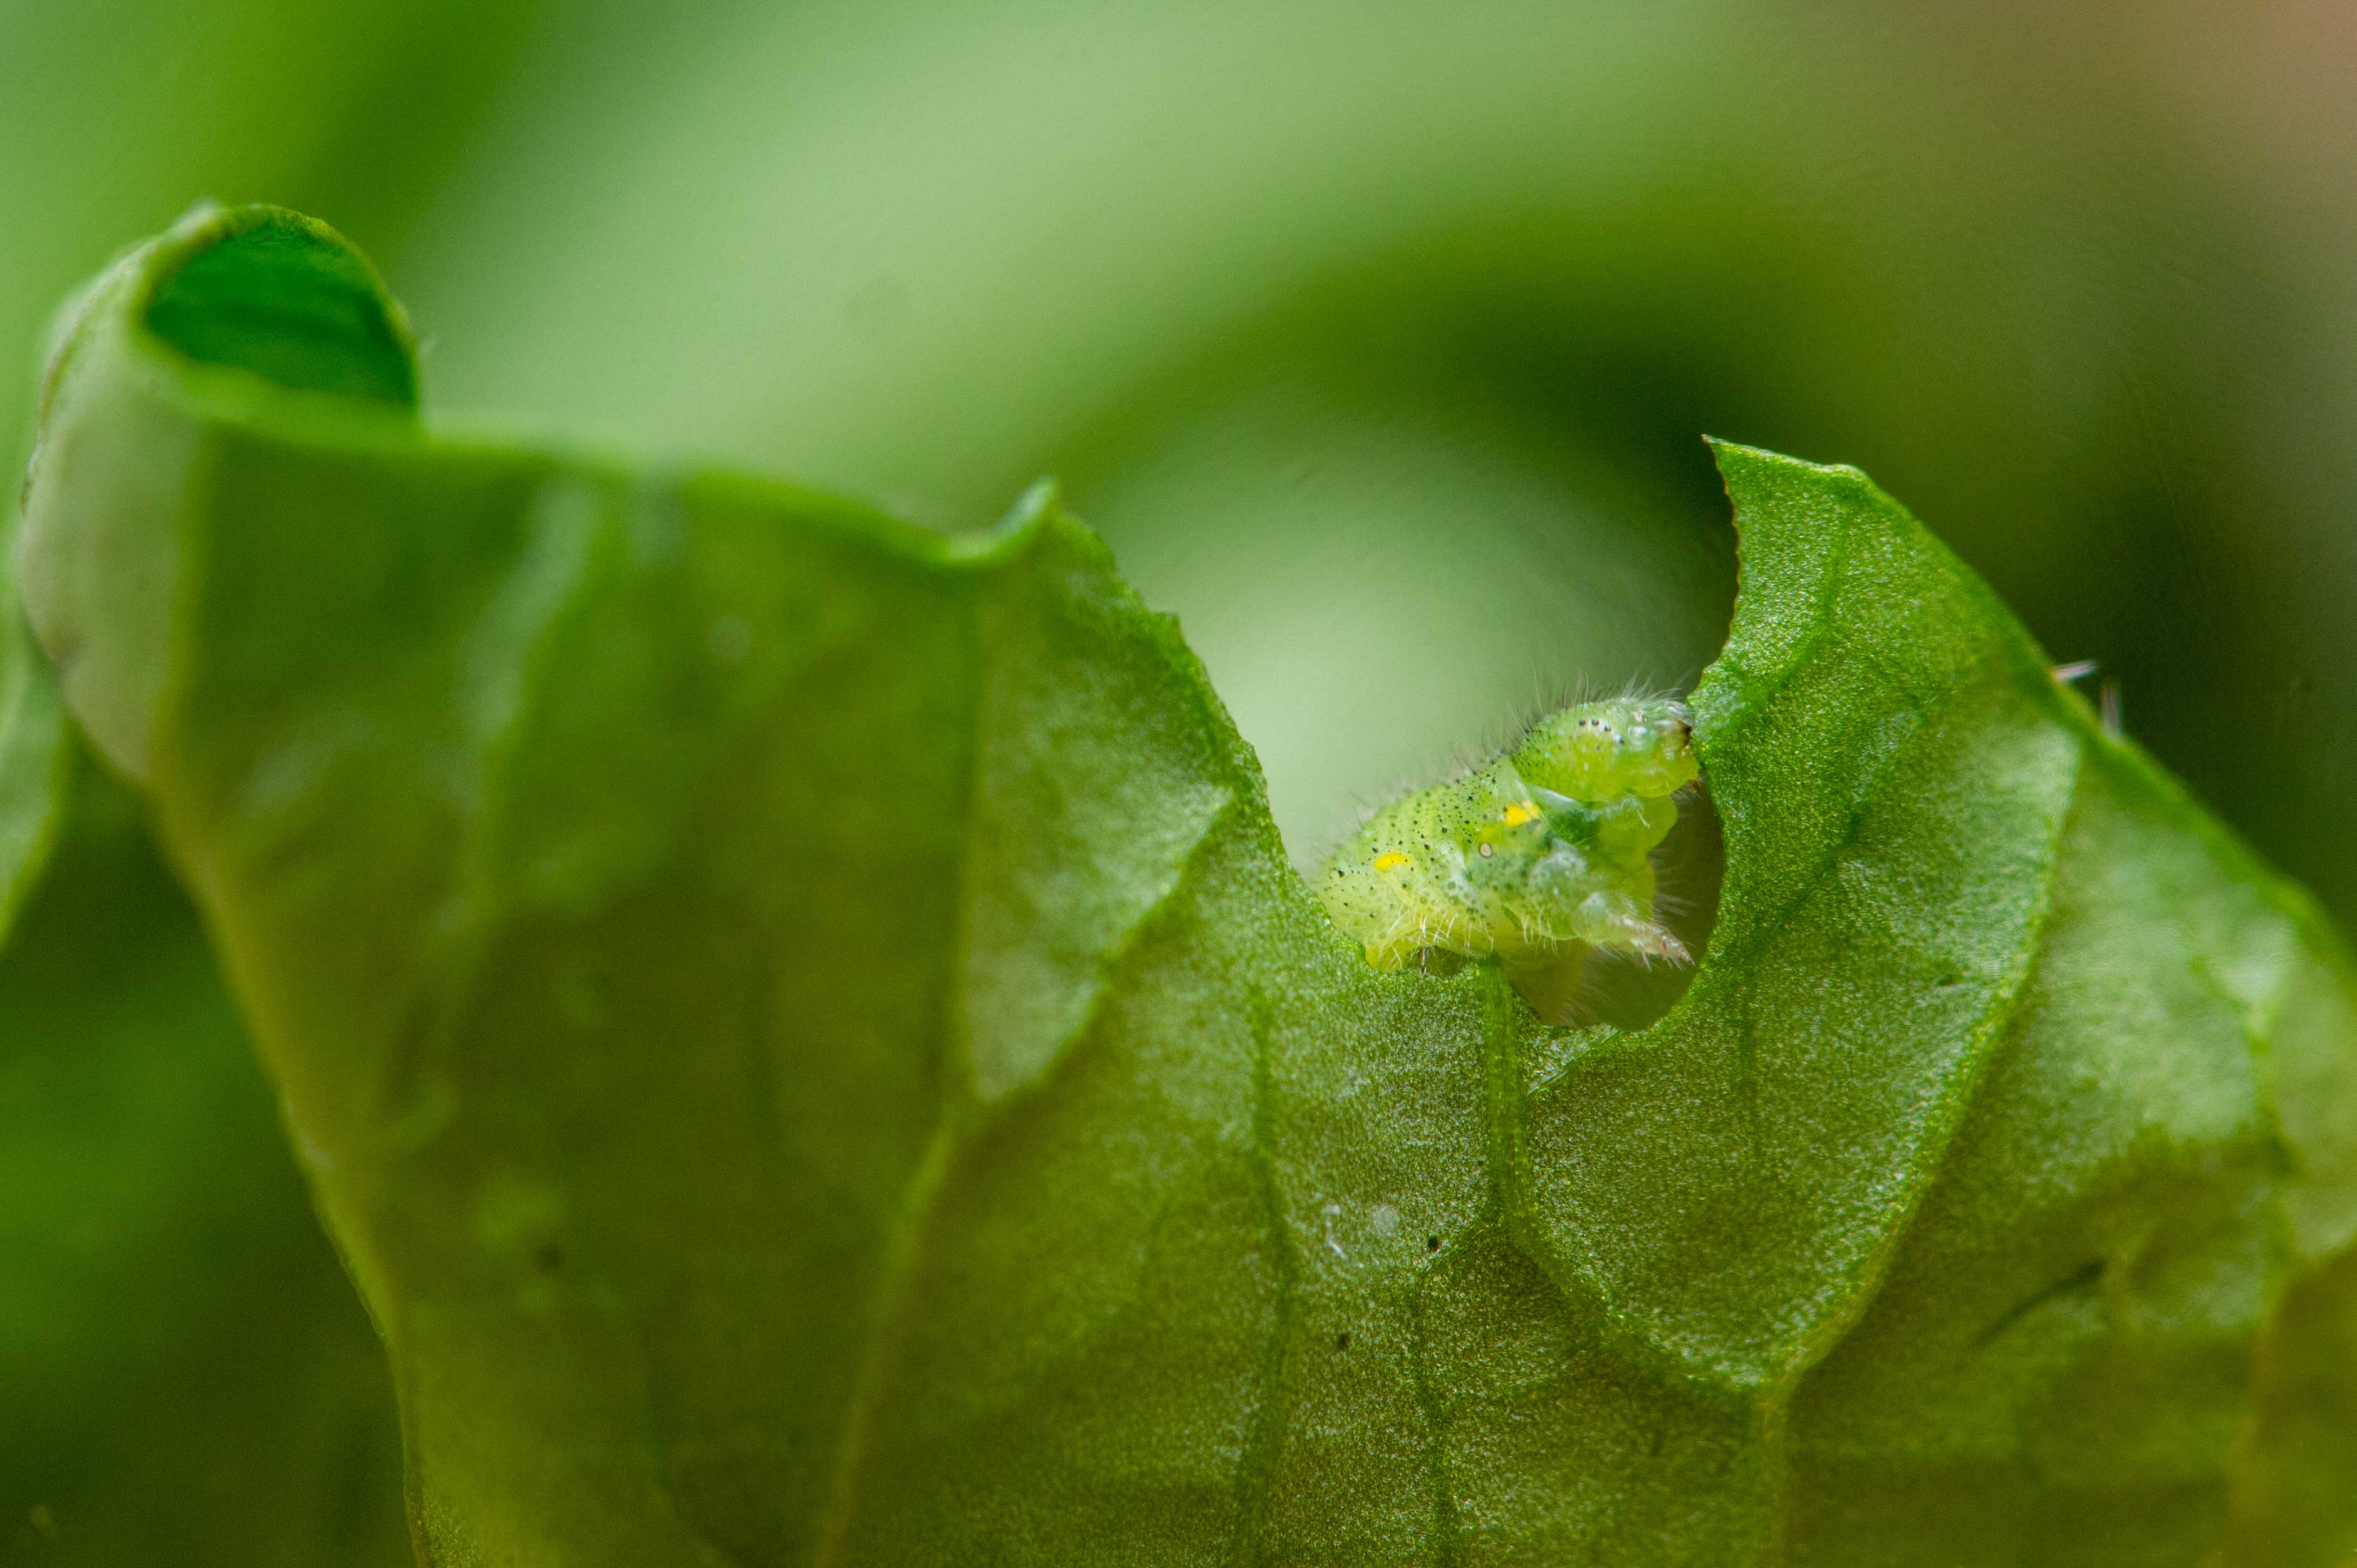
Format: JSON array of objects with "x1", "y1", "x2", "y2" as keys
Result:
[{"x1": 1316, "y1": 695, "x2": 1699, "y2": 986}]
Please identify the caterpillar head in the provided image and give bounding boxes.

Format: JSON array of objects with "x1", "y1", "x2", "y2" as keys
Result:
[{"x1": 1511, "y1": 697, "x2": 1697, "y2": 805}]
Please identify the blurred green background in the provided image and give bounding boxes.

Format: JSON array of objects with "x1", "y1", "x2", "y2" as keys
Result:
[{"x1": 5, "y1": 0, "x2": 2354, "y2": 1559}]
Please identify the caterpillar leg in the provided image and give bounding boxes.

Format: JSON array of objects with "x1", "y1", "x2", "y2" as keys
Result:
[
  {"x1": 1408, "y1": 947, "x2": 1472, "y2": 979},
  {"x1": 1572, "y1": 892, "x2": 1691, "y2": 965}
]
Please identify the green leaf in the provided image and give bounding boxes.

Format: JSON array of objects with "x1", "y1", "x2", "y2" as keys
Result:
[
  {"x1": 19, "y1": 205, "x2": 2357, "y2": 1564},
  {"x1": 0, "y1": 502, "x2": 70, "y2": 942},
  {"x1": 0, "y1": 256, "x2": 412, "y2": 1560}
]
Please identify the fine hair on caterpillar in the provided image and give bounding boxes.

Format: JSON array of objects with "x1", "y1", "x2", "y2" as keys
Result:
[{"x1": 1316, "y1": 691, "x2": 1714, "y2": 1026}]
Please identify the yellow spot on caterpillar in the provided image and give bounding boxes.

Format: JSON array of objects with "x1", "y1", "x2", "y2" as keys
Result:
[
  {"x1": 1373, "y1": 851, "x2": 1412, "y2": 871},
  {"x1": 1501, "y1": 801, "x2": 1542, "y2": 828}
]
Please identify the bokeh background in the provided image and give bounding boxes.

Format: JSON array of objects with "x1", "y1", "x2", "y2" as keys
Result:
[{"x1": 5, "y1": 1, "x2": 2354, "y2": 1560}]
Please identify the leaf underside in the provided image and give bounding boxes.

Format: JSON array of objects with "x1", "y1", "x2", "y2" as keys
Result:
[{"x1": 10, "y1": 205, "x2": 2357, "y2": 1565}]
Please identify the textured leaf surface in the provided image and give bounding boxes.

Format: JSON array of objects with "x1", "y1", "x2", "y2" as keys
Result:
[{"x1": 18, "y1": 206, "x2": 2357, "y2": 1564}]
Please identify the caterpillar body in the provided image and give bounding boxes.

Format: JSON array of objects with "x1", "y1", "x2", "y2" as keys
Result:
[{"x1": 1317, "y1": 697, "x2": 1699, "y2": 975}]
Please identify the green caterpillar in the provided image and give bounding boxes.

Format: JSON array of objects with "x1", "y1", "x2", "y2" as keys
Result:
[{"x1": 1317, "y1": 697, "x2": 1699, "y2": 977}]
